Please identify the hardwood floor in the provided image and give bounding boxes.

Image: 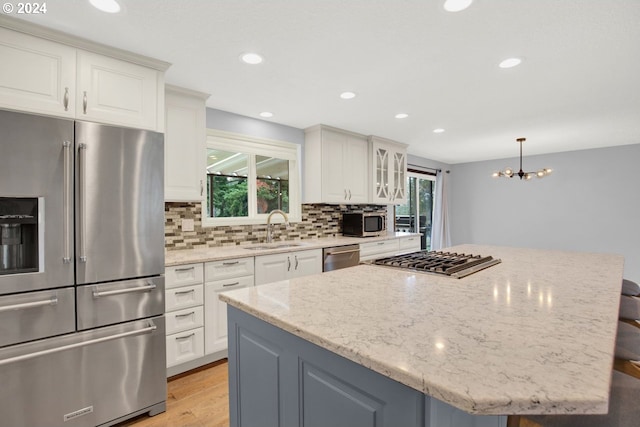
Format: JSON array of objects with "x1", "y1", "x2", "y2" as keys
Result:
[{"x1": 117, "y1": 360, "x2": 230, "y2": 427}]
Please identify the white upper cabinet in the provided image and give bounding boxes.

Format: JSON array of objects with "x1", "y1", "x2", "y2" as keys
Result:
[
  {"x1": 304, "y1": 125, "x2": 369, "y2": 204},
  {"x1": 0, "y1": 27, "x2": 76, "y2": 117},
  {"x1": 77, "y1": 50, "x2": 163, "y2": 131},
  {"x1": 370, "y1": 136, "x2": 408, "y2": 205},
  {"x1": 0, "y1": 19, "x2": 169, "y2": 131},
  {"x1": 164, "y1": 85, "x2": 209, "y2": 201}
]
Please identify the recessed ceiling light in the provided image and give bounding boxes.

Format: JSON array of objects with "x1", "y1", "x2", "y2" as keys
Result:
[
  {"x1": 395, "y1": 113, "x2": 409, "y2": 119},
  {"x1": 499, "y1": 57, "x2": 522, "y2": 69},
  {"x1": 89, "y1": 0, "x2": 120, "y2": 13},
  {"x1": 433, "y1": 128, "x2": 445, "y2": 133},
  {"x1": 240, "y1": 53, "x2": 264, "y2": 65},
  {"x1": 443, "y1": 0, "x2": 473, "y2": 12},
  {"x1": 259, "y1": 112, "x2": 273, "y2": 118},
  {"x1": 340, "y1": 92, "x2": 356, "y2": 100}
]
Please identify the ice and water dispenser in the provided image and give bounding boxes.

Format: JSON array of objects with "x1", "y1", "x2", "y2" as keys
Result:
[{"x1": 0, "y1": 197, "x2": 38, "y2": 274}]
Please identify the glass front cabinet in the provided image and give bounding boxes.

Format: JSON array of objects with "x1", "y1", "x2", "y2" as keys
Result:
[{"x1": 369, "y1": 136, "x2": 408, "y2": 205}]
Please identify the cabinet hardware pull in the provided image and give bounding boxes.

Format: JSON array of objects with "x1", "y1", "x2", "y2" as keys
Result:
[
  {"x1": 294, "y1": 256, "x2": 299, "y2": 270},
  {"x1": 62, "y1": 140, "x2": 72, "y2": 264},
  {"x1": 63, "y1": 87, "x2": 69, "y2": 111},
  {"x1": 344, "y1": 189, "x2": 347, "y2": 200},
  {"x1": 175, "y1": 311, "x2": 195, "y2": 319},
  {"x1": 0, "y1": 322, "x2": 156, "y2": 367},
  {"x1": 175, "y1": 333, "x2": 195, "y2": 341},
  {"x1": 93, "y1": 283, "x2": 156, "y2": 298},
  {"x1": 325, "y1": 248, "x2": 359, "y2": 256},
  {"x1": 200, "y1": 179, "x2": 204, "y2": 196},
  {"x1": 82, "y1": 91, "x2": 87, "y2": 114},
  {"x1": 223, "y1": 282, "x2": 240, "y2": 287},
  {"x1": 78, "y1": 143, "x2": 88, "y2": 263},
  {"x1": 377, "y1": 242, "x2": 385, "y2": 245},
  {"x1": 348, "y1": 190, "x2": 352, "y2": 200},
  {"x1": 0, "y1": 297, "x2": 58, "y2": 313},
  {"x1": 175, "y1": 266, "x2": 195, "y2": 272},
  {"x1": 174, "y1": 289, "x2": 195, "y2": 295},
  {"x1": 222, "y1": 261, "x2": 239, "y2": 266},
  {"x1": 287, "y1": 257, "x2": 291, "y2": 271}
]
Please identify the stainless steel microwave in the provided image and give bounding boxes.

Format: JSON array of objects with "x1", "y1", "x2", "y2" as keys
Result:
[{"x1": 342, "y1": 212, "x2": 387, "y2": 237}]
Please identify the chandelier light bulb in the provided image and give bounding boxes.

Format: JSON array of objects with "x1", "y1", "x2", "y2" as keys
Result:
[{"x1": 492, "y1": 137, "x2": 553, "y2": 181}]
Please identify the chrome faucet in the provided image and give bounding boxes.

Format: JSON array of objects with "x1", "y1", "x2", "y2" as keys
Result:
[{"x1": 266, "y1": 209, "x2": 290, "y2": 243}]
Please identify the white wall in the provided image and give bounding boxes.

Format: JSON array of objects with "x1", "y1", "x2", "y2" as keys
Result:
[{"x1": 449, "y1": 143, "x2": 640, "y2": 281}]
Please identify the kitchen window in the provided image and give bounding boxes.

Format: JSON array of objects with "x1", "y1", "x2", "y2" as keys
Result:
[{"x1": 204, "y1": 129, "x2": 301, "y2": 226}]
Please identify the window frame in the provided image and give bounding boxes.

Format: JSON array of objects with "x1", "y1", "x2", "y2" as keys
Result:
[{"x1": 203, "y1": 129, "x2": 301, "y2": 227}]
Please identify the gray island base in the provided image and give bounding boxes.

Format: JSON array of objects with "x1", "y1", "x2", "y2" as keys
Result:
[{"x1": 228, "y1": 306, "x2": 505, "y2": 427}]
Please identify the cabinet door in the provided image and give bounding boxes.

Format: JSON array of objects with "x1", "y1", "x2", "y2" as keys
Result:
[
  {"x1": 345, "y1": 135, "x2": 370, "y2": 203},
  {"x1": 255, "y1": 253, "x2": 290, "y2": 285},
  {"x1": 290, "y1": 249, "x2": 323, "y2": 279},
  {"x1": 77, "y1": 50, "x2": 159, "y2": 130},
  {"x1": 391, "y1": 150, "x2": 407, "y2": 204},
  {"x1": 371, "y1": 142, "x2": 391, "y2": 204},
  {"x1": 204, "y1": 277, "x2": 253, "y2": 354},
  {"x1": 0, "y1": 27, "x2": 76, "y2": 117},
  {"x1": 320, "y1": 129, "x2": 348, "y2": 202},
  {"x1": 164, "y1": 87, "x2": 207, "y2": 201}
]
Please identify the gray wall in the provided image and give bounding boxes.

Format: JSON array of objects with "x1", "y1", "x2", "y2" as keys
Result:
[{"x1": 449, "y1": 143, "x2": 640, "y2": 281}]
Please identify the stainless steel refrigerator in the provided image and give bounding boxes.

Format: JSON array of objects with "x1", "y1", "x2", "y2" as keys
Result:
[{"x1": 0, "y1": 109, "x2": 166, "y2": 427}]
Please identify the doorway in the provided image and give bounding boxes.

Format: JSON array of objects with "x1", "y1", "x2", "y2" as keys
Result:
[{"x1": 394, "y1": 172, "x2": 435, "y2": 250}]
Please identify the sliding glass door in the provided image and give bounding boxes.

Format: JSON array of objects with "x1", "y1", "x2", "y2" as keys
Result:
[{"x1": 394, "y1": 172, "x2": 435, "y2": 250}]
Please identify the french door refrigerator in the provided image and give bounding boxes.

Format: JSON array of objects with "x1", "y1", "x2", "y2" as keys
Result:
[{"x1": 0, "y1": 108, "x2": 166, "y2": 427}]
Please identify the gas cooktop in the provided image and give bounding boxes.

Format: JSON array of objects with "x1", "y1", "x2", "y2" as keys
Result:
[{"x1": 370, "y1": 250, "x2": 501, "y2": 279}]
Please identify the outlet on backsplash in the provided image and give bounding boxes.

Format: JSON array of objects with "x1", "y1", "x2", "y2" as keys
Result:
[
  {"x1": 181, "y1": 218, "x2": 194, "y2": 232},
  {"x1": 165, "y1": 202, "x2": 388, "y2": 251}
]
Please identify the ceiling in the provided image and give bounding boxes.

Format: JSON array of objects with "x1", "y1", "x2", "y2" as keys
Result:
[{"x1": 14, "y1": 0, "x2": 640, "y2": 164}]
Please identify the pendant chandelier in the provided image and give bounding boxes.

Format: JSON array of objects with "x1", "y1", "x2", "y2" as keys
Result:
[{"x1": 492, "y1": 138, "x2": 552, "y2": 180}]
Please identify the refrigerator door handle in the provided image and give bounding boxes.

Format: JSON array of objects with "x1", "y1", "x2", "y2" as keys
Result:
[
  {"x1": 78, "y1": 143, "x2": 88, "y2": 263},
  {"x1": 92, "y1": 283, "x2": 157, "y2": 298},
  {"x1": 0, "y1": 321, "x2": 157, "y2": 367},
  {"x1": 0, "y1": 296, "x2": 58, "y2": 313},
  {"x1": 63, "y1": 140, "x2": 72, "y2": 264}
]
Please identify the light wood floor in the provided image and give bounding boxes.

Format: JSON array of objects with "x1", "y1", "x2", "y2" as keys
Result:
[{"x1": 117, "y1": 360, "x2": 230, "y2": 427}]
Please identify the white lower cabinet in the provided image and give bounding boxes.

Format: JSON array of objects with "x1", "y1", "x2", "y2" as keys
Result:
[
  {"x1": 204, "y1": 258, "x2": 255, "y2": 355},
  {"x1": 398, "y1": 235, "x2": 421, "y2": 254},
  {"x1": 360, "y1": 239, "x2": 401, "y2": 261},
  {"x1": 166, "y1": 327, "x2": 205, "y2": 368},
  {"x1": 165, "y1": 263, "x2": 205, "y2": 369},
  {"x1": 254, "y1": 249, "x2": 323, "y2": 286}
]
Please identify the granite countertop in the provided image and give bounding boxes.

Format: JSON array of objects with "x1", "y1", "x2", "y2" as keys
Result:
[
  {"x1": 218, "y1": 244, "x2": 625, "y2": 416},
  {"x1": 165, "y1": 231, "x2": 418, "y2": 266}
]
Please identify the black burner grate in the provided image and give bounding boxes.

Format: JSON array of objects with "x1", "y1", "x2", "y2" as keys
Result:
[{"x1": 372, "y1": 251, "x2": 501, "y2": 278}]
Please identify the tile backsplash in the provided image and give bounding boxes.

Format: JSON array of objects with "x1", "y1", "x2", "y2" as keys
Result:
[{"x1": 165, "y1": 203, "x2": 387, "y2": 250}]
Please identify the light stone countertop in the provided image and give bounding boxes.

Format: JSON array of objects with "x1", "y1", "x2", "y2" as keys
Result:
[
  {"x1": 218, "y1": 244, "x2": 625, "y2": 416},
  {"x1": 165, "y1": 231, "x2": 418, "y2": 266}
]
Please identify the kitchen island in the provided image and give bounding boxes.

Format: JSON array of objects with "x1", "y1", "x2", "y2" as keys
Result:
[{"x1": 219, "y1": 244, "x2": 624, "y2": 427}]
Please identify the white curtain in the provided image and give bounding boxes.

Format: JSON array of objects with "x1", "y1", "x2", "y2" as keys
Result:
[{"x1": 431, "y1": 170, "x2": 451, "y2": 250}]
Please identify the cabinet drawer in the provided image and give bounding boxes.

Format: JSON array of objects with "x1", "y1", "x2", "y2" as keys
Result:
[
  {"x1": 205, "y1": 257, "x2": 254, "y2": 281},
  {"x1": 165, "y1": 305, "x2": 204, "y2": 335},
  {"x1": 398, "y1": 236, "x2": 421, "y2": 252},
  {"x1": 208, "y1": 275, "x2": 254, "y2": 291},
  {"x1": 165, "y1": 284, "x2": 204, "y2": 312},
  {"x1": 165, "y1": 263, "x2": 204, "y2": 289},
  {"x1": 166, "y1": 327, "x2": 205, "y2": 367},
  {"x1": 360, "y1": 239, "x2": 400, "y2": 259}
]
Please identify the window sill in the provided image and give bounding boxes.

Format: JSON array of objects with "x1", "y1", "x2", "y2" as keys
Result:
[{"x1": 201, "y1": 214, "x2": 301, "y2": 228}]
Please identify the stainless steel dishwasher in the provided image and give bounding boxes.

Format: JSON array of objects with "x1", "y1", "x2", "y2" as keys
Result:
[{"x1": 323, "y1": 244, "x2": 360, "y2": 272}]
